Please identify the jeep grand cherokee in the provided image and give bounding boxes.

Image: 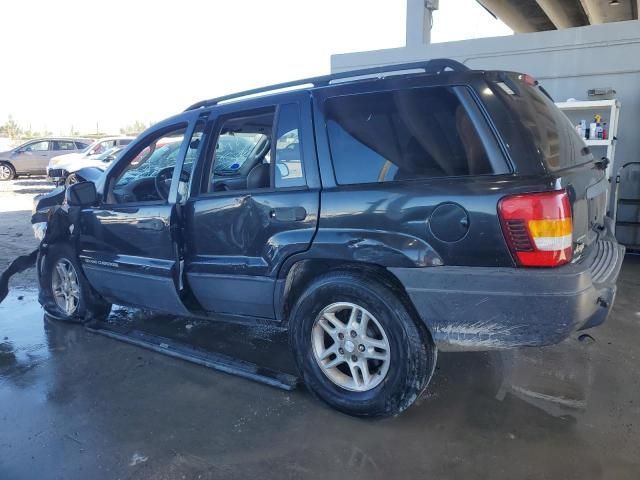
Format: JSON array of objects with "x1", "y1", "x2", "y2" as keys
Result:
[{"x1": 32, "y1": 59, "x2": 624, "y2": 417}]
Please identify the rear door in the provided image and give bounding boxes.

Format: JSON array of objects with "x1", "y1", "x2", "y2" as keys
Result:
[
  {"x1": 78, "y1": 119, "x2": 201, "y2": 314},
  {"x1": 184, "y1": 93, "x2": 320, "y2": 319},
  {"x1": 50, "y1": 140, "x2": 78, "y2": 169}
]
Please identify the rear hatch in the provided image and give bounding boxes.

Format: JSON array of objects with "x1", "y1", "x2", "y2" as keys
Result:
[{"x1": 487, "y1": 72, "x2": 607, "y2": 252}]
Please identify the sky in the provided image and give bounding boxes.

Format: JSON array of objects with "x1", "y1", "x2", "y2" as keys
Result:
[{"x1": 0, "y1": 0, "x2": 511, "y2": 135}]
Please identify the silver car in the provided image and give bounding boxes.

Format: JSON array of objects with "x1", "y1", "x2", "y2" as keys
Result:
[{"x1": 0, "y1": 138, "x2": 91, "y2": 180}]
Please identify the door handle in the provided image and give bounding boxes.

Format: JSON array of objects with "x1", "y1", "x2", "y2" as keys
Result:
[
  {"x1": 270, "y1": 207, "x2": 307, "y2": 222},
  {"x1": 136, "y1": 219, "x2": 166, "y2": 231}
]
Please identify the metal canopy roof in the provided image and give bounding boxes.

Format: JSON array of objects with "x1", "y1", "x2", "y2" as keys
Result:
[{"x1": 477, "y1": 0, "x2": 639, "y2": 32}]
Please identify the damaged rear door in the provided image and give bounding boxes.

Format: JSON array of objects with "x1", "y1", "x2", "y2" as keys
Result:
[
  {"x1": 184, "y1": 94, "x2": 320, "y2": 319},
  {"x1": 77, "y1": 118, "x2": 203, "y2": 314}
]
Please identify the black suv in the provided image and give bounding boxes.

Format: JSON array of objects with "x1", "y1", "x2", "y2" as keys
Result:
[{"x1": 33, "y1": 60, "x2": 625, "y2": 417}]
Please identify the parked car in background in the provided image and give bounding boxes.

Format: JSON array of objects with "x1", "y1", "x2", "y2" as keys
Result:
[
  {"x1": 47, "y1": 136, "x2": 134, "y2": 183},
  {"x1": 56, "y1": 146, "x2": 125, "y2": 186},
  {"x1": 0, "y1": 137, "x2": 91, "y2": 180}
]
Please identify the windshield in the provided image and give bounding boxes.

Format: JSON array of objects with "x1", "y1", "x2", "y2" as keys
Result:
[
  {"x1": 118, "y1": 141, "x2": 181, "y2": 185},
  {"x1": 81, "y1": 141, "x2": 98, "y2": 154},
  {"x1": 213, "y1": 134, "x2": 264, "y2": 174}
]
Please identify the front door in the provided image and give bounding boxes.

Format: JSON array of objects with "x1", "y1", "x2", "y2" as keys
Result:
[
  {"x1": 14, "y1": 140, "x2": 51, "y2": 172},
  {"x1": 185, "y1": 96, "x2": 320, "y2": 319},
  {"x1": 78, "y1": 120, "x2": 201, "y2": 314}
]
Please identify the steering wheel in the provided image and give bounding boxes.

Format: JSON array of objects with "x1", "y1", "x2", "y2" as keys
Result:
[{"x1": 155, "y1": 166, "x2": 174, "y2": 200}]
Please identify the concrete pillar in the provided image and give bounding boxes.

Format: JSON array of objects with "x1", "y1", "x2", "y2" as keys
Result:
[
  {"x1": 580, "y1": 0, "x2": 604, "y2": 24},
  {"x1": 536, "y1": 0, "x2": 586, "y2": 28},
  {"x1": 477, "y1": 0, "x2": 553, "y2": 32}
]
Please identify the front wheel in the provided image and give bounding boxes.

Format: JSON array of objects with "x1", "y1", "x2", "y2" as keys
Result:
[
  {"x1": 0, "y1": 163, "x2": 16, "y2": 181},
  {"x1": 289, "y1": 271, "x2": 436, "y2": 417},
  {"x1": 40, "y1": 243, "x2": 111, "y2": 323}
]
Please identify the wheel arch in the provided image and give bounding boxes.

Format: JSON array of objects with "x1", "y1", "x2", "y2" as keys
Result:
[{"x1": 276, "y1": 258, "x2": 432, "y2": 341}]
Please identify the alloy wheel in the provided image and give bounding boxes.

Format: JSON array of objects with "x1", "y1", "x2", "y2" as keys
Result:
[
  {"x1": 51, "y1": 258, "x2": 80, "y2": 316},
  {"x1": 311, "y1": 302, "x2": 391, "y2": 392},
  {"x1": 0, "y1": 165, "x2": 12, "y2": 180}
]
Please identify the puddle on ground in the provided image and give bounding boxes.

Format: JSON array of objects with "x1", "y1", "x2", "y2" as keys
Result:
[{"x1": 0, "y1": 289, "x2": 595, "y2": 417}]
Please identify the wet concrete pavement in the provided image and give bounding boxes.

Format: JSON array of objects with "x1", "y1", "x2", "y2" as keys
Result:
[{"x1": 1, "y1": 257, "x2": 640, "y2": 479}]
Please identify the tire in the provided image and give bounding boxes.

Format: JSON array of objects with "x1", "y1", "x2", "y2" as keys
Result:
[
  {"x1": 40, "y1": 243, "x2": 111, "y2": 323},
  {"x1": 289, "y1": 270, "x2": 437, "y2": 417},
  {"x1": 0, "y1": 162, "x2": 16, "y2": 181}
]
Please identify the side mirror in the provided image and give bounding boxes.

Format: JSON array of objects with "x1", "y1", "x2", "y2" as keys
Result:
[{"x1": 66, "y1": 181, "x2": 97, "y2": 207}]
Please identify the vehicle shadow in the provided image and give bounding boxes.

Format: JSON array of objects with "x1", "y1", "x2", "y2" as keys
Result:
[{"x1": 9, "y1": 187, "x2": 55, "y2": 195}]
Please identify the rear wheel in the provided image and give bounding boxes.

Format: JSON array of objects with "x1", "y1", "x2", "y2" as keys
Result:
[
  {"x1": 0, "y1": 163, "x2": 15, "y2": 181},
  {"x1": 289, "y1": 270, "x2": 436, "y2": 417},
  {"x1": 40, "y1": 243, "x2": 111, "y2": 323}
]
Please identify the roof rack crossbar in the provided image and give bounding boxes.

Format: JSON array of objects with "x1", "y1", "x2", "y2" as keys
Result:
[{"x1": 185, "y1": 58, "x2": 468, "y2": 111}]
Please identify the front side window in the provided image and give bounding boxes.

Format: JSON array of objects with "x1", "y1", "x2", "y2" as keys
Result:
[
  {"x1": 325, "y1": 87, "x2": 493, "y2": 185},
  {"x1": 205, "y1": 109, "x2": 275, "y2": 193},
  {"x1": 111, "y1": 128, "x2": 186, "y2": 203},
  {"x1": 23, "y1": 141, "x2": 49, "y2": 152}
]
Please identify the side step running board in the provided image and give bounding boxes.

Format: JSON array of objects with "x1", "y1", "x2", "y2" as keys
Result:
[{"x1": 85, "y1": 322, "x2": 299, "y2": 391}]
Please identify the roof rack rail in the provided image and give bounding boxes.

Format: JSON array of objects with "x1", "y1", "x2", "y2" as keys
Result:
[{"x1": 185, "y1": 58, "x2": 469, "y2": 111}]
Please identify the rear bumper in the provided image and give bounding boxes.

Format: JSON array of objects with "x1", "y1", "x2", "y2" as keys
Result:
[{"x1": 390, "y1": 227, "x2": 625, "y2": 351}]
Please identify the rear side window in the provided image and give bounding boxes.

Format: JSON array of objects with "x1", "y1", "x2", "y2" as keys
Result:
[
  {"x1": 75, "y1": 141, "x2": 90, "y2": 149},
  {"x1": 325, "y1": 86, "x2": 492, "y2": 185},
  {"x1": 53, "y1": 140, "x2": 76, "y2": 151}
]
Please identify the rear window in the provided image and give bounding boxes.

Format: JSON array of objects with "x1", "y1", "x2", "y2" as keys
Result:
[
  {"x1": 324, "y1": 86, "x2": 493, "y2": 185},
  {"x1": 490, "y1": 76, "x2": 592, "y2": 171}
]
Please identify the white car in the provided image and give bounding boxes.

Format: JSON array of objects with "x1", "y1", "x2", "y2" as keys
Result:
[
  {"x1": 47, "y1": 136, "x2": 134, "y2": 183},
  {"x1": 61, "y1": 146, "x2": 126, "y2": 185}
]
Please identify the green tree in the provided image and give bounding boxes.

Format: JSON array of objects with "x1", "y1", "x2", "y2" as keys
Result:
[
  {"x1": 0, "y1": 115, "x2": 22, "y2": 140},
  {"x1": 120, "y1": 120, "x2": 148, "y2": 136}
]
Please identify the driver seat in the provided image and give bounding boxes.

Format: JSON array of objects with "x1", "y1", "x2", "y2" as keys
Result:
[{"x1": 247, "y1": 163, "x2": 270, "y2": 190}]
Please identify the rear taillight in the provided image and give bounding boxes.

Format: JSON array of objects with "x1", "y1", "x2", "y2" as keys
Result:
[{"x1": 498, "y1": 190, "x2": 573, "y2": 267}]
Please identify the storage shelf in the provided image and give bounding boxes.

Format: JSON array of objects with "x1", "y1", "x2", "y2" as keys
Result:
[
  {"x1": 584, "y1": 139, "x2": 612, "y2": 146},
  {"x1": 555, "y1": 100, "x2": 619, "y2": 110}
]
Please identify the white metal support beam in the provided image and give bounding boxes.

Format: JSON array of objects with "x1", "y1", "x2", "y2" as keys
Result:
[{"x1": 406, "y1": 0, "x2": 439, "y2": 47}]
